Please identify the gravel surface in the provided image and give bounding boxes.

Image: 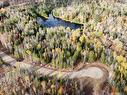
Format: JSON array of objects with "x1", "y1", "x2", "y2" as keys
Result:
[
  {"x1": 70, "y1": 67, "x2": 104, "y2": 79},
  {"x1": 38, "y1": 65, "x2": 105, "y2": 79}
]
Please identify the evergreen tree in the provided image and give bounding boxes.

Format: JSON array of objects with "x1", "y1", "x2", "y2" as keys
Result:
[
  {"x1": 88, "y1": 51, "x2": 96, "y2": 63},
  {"x1": 100, "y1": 50, "x2": 106, "y2": 64}
]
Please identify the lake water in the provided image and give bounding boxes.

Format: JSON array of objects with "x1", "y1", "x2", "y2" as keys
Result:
[{"x1": 37, "y1": 14, "x2": 83, "y2": 29}]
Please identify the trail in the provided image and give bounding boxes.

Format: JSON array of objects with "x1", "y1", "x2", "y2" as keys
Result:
[{"x1": 0, "y1": 51, "x2": 109, "y2": 81}]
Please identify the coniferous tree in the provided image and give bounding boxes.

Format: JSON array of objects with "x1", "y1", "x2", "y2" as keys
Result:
[
  {"x1": 100, "y1": 50, "x2": 106, "y2": 64},
  {"x1": 88, "y1": 51, "x2": 96, "y2": 63}
]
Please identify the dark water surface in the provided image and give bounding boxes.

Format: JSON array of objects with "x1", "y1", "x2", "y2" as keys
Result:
[{"x1": 37, "y1": 14, "x2": 83, "y2": 29}]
